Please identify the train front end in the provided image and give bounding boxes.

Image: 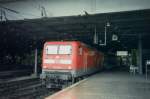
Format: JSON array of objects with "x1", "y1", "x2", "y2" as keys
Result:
[{"x1": 40, "y1": 41, "x2": 76, "y2": 88}]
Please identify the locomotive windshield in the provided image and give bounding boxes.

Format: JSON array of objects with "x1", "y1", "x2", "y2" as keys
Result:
[{"x1": 45, "y1": 45, "x2": 72, "y2": 55}]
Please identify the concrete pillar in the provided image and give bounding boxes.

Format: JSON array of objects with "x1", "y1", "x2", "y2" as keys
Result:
[
  {"x1": 138, "y1": 35, "x2": 143, "y2": 74},
  {"x1": 34, "y1": 48, "x2": 38, "y2": 76},
  {"x1": 94, "y1": 26, "x2": 99, "y2": 44}
]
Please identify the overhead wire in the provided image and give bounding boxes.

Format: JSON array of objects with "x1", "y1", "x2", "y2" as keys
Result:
[
  {"x1": 0, "y1": 4, "x2": 40, "y2": 20},
  {"x1": 0, "y1": 0, "x2": 51, "y2": 20},
  {"x1": 4, "y1": 11, "x2": 23, "y2": 20},
  {"x1": 0, "y1": 1, "x2": 60, "y2": 35}
]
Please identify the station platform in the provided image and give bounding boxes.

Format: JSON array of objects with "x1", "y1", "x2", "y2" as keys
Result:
[{"x1": 46, "y1": 71, "x2": 150, "y2": 99}]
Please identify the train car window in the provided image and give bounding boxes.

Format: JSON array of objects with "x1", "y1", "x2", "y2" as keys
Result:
[
  {"x1": 90, "y1": 51, "x2": 95, "y2": 56},
  {"x1": 59, "y1": 45, "x2": 72, "y2": 54},
  {"x1": 45, "y1": 45, "x2": 58, "y2": 54}
]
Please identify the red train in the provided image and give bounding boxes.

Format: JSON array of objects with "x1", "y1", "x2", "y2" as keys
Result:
[{"x1": 40, "y1": 41, "x2": 104, "y2": 88}]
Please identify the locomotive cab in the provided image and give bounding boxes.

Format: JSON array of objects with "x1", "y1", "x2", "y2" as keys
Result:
[
  {"x1": 43, "y1": 44, "x2": 73, "y2": 70},
  {"x1": 40, "y1": 42, "x2": 77, "y2": 88}
]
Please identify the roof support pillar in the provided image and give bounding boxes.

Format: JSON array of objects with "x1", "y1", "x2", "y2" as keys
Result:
[
  {"x1": 137, "y1": 34, "x2": 143, "y2": 74},
  {"x1": 34, "y1": 48, "x2": 38, "y2": 77},
  {"x1": 93, "y1": 26, "x2": 98, "y2": 44}
]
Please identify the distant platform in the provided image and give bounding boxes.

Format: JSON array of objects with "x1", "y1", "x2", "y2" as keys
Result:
[
  {"x1": 46, "y1": 71, "x2": 150, "y2": 99},
  {"x1": 0, "y1": 74, "x2": 38, "y2": 83}
]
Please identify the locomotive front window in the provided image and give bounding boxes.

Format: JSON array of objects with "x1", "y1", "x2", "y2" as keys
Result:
[
  {"x1": 45, "y1": 45, "x2": 58, "y2": 54},
  {"x1": 59, "y1": 45, "x2": 72, "y2": 54},
  {"x1": 45, "y1": 45, "x2": 72, "y2": 55}
]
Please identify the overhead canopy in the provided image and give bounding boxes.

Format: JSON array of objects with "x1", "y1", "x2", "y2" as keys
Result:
[
  {"x1": 0, "y1": 0, "x2": 23, "y2": 3},
  {"x1": 0, "y1": 9, "x2": 150, "y2": 55}
]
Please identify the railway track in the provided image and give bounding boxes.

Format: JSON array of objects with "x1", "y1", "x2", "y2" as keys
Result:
[
  {"x1": 0, "y1": 78, "x2": 40, "y2": 95},
  {"x1": 0, "y1": 77, "x2": 60, "y2": 99},
  {"x1": 5, "y1": 84, "x2": 56, "y2": 99}
]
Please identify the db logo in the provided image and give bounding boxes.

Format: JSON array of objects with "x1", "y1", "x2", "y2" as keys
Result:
[
  {"x1": 55, "y1": 60, "x2": 59, "y2": 64},
  {"x1": 55, "y1": 56, "x2": 60, "y2": 59}
]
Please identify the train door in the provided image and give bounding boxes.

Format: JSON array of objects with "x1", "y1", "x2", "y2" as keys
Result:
[{"x1": 84, "y1": 53, "x2": 88, "y2": 73}]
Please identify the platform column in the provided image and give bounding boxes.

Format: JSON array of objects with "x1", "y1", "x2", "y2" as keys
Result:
[
  {"x1": 138, "y1": 35, "x2": 143, "y2": 74},
  {"x1": 34, "y1": 48, "x2": 38, "y2": 76}
]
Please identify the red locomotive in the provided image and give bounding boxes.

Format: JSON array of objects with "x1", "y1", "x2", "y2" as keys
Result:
[{"x1": 40, "y1": 41, "x2": 104, "y2": 88}]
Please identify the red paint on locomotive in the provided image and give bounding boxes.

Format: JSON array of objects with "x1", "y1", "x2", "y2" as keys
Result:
[{"x1": 41, "y1": 41, "x2": 104, "y2": 79}]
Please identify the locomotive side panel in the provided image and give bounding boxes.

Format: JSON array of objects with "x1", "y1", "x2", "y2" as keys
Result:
[
  {"x1": 73, "y1": 43, "x2": 88, "y2": 77},
  {"x1": 74, "y1": 43, "x2": 104, "y2": 77},
  {"x1": 84, "y1": 48, "x2": 101, "y2": 75}
]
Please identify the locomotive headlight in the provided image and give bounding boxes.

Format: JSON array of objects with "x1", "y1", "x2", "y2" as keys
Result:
[
  {"x1": 44, "y1": 59, "x2": 55, "y2": 63},
  {"x1": 43, "y1": 66, "x2": 47, "y2": 68},
  {"x1": 68, "y1": 66, "x2": 72, "y2": 69}
]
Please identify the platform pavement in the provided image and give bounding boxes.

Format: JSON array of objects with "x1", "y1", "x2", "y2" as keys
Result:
[{"x1": 46, "y1": 71, "x2": 150, "y2": 99}]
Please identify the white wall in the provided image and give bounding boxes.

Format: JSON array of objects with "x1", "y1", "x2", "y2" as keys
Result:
[{"x1": 1, "y1": 0, "x2": 150, "y2": 20}]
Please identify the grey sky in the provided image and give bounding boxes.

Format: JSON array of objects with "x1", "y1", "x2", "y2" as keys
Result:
[{"x1": 1, "y1": 0, "x2": 150, "y2": 20}]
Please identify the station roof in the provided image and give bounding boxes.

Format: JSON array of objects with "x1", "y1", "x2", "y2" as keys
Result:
[{"x1": 0, "y1": 9, "x2": 150, "y2": 54}]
